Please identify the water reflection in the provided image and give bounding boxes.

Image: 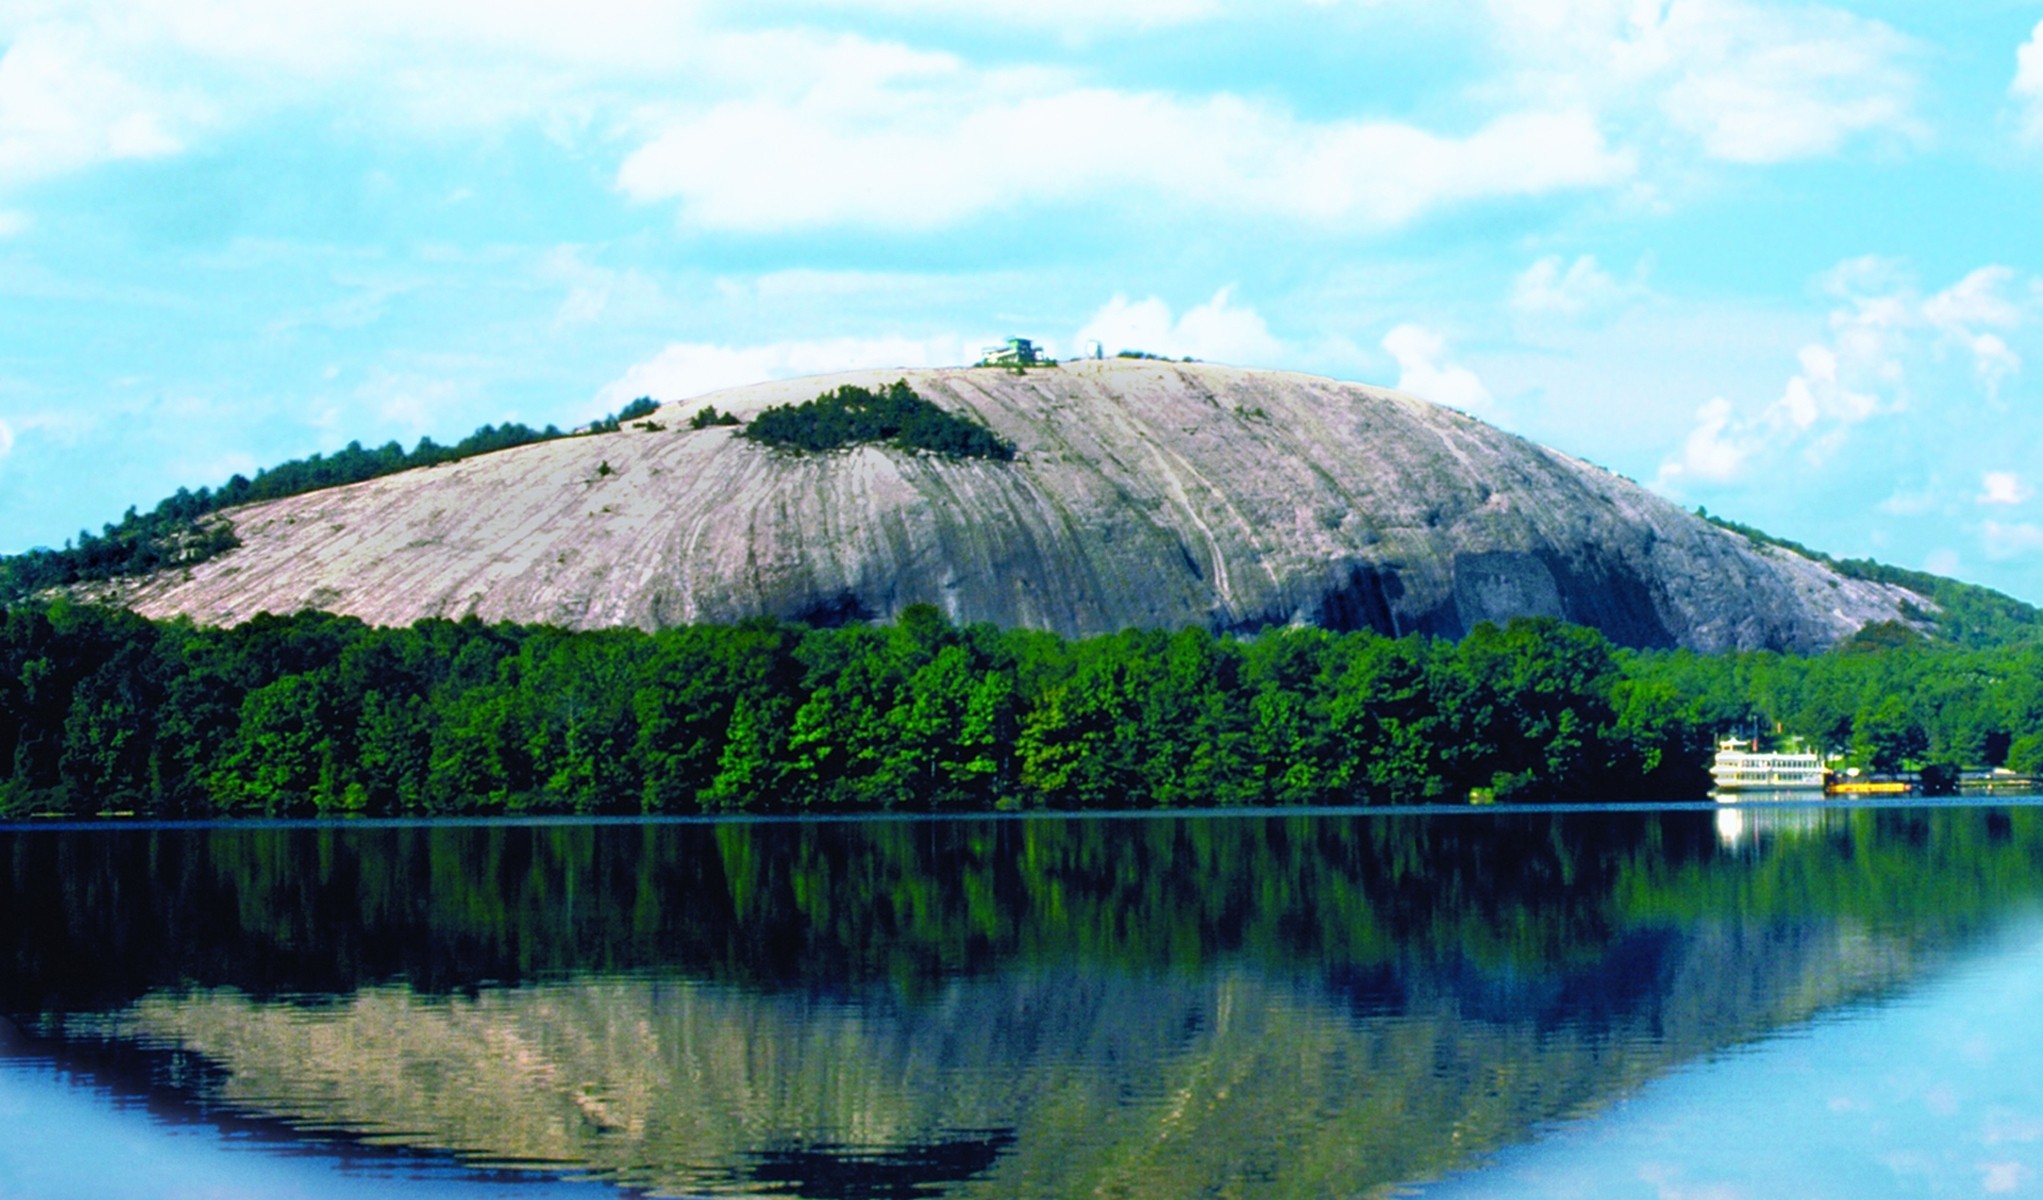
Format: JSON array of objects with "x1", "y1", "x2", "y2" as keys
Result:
[
  {"x1": 1712, "y1": 801, "x2": 1848, "y2": 849},
  {"x1": 0, "y1": 1019, "x2": 631, "y2": 1199},
  {"x1": 4, "y1": 807, "x2": 2041, "y2": 1197},
  {"x1": 1420, "y1": 913, "x2": 2043, "y2": 1198}
]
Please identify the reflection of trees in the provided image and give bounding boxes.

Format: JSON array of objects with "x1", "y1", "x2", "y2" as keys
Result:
[
  {"x1": 2, "y1": 815, "x2": 1676, "y2": 1010},
  {"x1": 5, "y1": 808, "x2": 2035, "y2": 1013},
  {"x1": 8, "y1": 809, "x2": 2041, "y2": 1197}
]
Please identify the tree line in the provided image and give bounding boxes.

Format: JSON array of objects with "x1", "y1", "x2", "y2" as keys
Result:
[
  {"x1": 0, "y1": 400, "x2": 665, "y2": 605},
  {"x1": 7, "y1": 600, "x2": 2043, "y2": 819},
  {"x1": 1698, "y1": 509, "x2": 2043, "y2": 647}
]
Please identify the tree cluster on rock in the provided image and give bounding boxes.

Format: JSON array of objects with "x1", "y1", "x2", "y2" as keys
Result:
[
  {"x1": 688, "y1": 405, "x2": 742, "y2": 430},
  {"x1": 587, "y1": 397, "x2": 660, "y2": 434},
  {"x1": 741, "y1": 381, "x2": 1015, "y2": 461}
]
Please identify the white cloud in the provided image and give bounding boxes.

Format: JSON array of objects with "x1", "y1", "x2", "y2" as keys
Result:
[
  {"x1": 0, "y1": 0, "x2": 1916, "y2": 223},
  {"x1": 1923, "y1": 266, "x2": 2025, "y2": 394},
  {"x1": 1981, "y1": 1161, "x2": 2029, "y2": 1195},
  {"x1": 0, "y1": 210, "x2": 26, "y2": 237},
  {"x1": 1, "y1": 1, "x2": 1636, "y2": 235},
  {"x1": 1074, "y1": 287, "x2": 1283, "y2": 365},
  {"x1": 1486, "y1": 0, "x2": 1921, "y2": 165},
  {"x1": 2014, "y1": 19, "x2": 2043, "y2": 142},
  {"x1": 25, "y1": 0, "x2": 707, "y2": 78},
  {"x1": 618, "y1": 85, "x2": 1631, "y2": 231},
  {"x1": 0, "y1": 416, "x2": 14, "y2": 459},
  {"x1": 1979, "y1": 472, "x2": 2030, "y2": 507},
  {"x1": 594, "y1": 335, "x2": 968, "y2": 414},
  {"x1": 1381, "y1": 324, "x2": 1493, "y2": 413},
  {"x1": 788, "y1": 0, "x2": 1227, "y2": 28},
  {"x1": 1655, "y1": 2, "x2": 1918, "y2": 163},
  {"x1": 1659, "y1": 395, "x2": 1748, "y2": 484},
  {"x1": 0, "y1": 22, "x2": 196, "y2": 184},
  {"x1": 1924, "y1": 265, "x2": 2025, "y2": 331},
  {"x1": 0, "y1": 2, "x2": 788, "y2": 177},
  {"x1": 1983, "y1": 520, "x2": 2043, "y2": 561},
  {"x1": 1510, "y1": 254, "x2": 1637, "y2": 317},
  {"x1": 539, "y1": 247, "x2": 674, "y2": 333},
  {"x1": 1657, "y1": 262, "x2": 2039, "y2": 492}
]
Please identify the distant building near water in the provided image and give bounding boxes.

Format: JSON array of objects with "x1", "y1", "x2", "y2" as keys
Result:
[{"x1": 980, "y1": 337, "x2": 1044, "y2": 367}]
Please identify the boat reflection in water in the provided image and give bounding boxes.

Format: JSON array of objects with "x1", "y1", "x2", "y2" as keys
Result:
[{"x1": 1713, "y1": 802, "x2": 1845, "y2": 850}]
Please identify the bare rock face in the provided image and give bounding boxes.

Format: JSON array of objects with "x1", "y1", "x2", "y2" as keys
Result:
[{"x1": 94, "y1": 361, "x2": 1928, "y2": 652}]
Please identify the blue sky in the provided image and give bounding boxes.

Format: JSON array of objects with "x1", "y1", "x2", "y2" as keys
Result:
[{"x1": 4, "y1": 1, "x2": 2043, "y2": 602}]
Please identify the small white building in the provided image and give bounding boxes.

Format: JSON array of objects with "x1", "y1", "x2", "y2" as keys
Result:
[{"x1": 980, "y1": 337, "x2": 1043, "y2": 367}]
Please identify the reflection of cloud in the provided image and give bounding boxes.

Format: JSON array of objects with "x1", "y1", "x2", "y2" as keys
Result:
[{"x1": 1381, "y1": 324, "x2": 1492, "y2": 414}]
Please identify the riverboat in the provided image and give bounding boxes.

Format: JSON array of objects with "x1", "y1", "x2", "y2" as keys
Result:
[{"x1": 1710, "y1": 738, "x2": 1827, "y2": 796}]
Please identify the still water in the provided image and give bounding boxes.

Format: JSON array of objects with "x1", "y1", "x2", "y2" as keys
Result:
[{"x1": 2, "y1": 804, "x2": 2041, "y2": 1198}]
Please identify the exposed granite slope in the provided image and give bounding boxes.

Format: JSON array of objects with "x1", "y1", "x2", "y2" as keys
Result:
[{"x1": 91, "y1": 360, "x2": 1927, "y2": 652}]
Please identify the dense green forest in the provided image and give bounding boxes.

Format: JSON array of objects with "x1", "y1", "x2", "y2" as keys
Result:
[
  {"x1": 5, "y1": 599, "x2": 2041, "y2": 819},
  {"x1": 1699, "y1": 509, "x2": 2043, "y2": 647},
  {"x1": 0, "y1": 398, "x2": 662, "y2": 605}
]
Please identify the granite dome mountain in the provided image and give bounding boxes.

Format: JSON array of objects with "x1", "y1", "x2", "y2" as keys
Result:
[{"x1": 85, "y1": 359, "x2": 1928, "y2": 653}]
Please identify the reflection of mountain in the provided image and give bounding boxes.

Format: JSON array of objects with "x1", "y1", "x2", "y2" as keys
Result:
[
  {"x1": 84, "y1": 918, "x2": 1920, "y2": 1200},
  {"x1": 5, "y1": 808, "x2": 2040, "y2": 1197}
]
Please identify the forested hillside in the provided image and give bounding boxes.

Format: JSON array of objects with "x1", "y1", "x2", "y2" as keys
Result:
[
  {"x1": 4, "y1": 601, "x2": 2037, "y2": 819},
  {"x1": 1701, "y1": 511, "x2": 2043, "y2": 648}
]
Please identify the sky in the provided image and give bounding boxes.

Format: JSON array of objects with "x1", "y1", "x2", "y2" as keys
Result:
[{"x1": 3, "y1": 1, "x2": 2043, "y2": 601}]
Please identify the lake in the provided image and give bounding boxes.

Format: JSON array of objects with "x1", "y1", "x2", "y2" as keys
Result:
[{"x1": 3, "y1": 803, "x2": 2041, "y2": 1198}]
